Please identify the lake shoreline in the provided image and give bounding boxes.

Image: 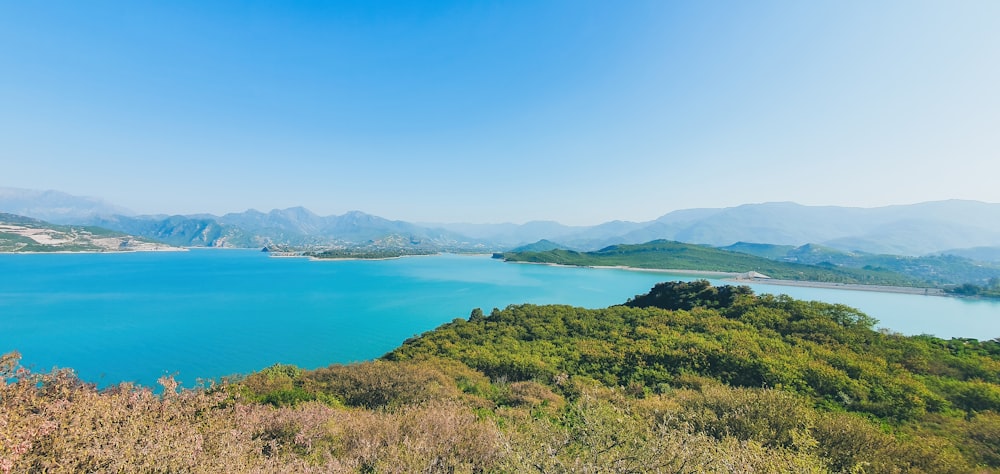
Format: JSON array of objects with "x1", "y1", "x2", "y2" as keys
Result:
[
  {"x1": 4, "y1": 251, "x2": 997, "y2": 388},
  {"x1": 503, "y1": 260, "x2": 949, "y2": 297},
  {"x1": 0, "y1": 247, "x2": 187, "y2": 255},
  {"x1": 504, "y1": 260, "x2": 737, "y2": 277},
  {"x1": 737, "y1": 278, "x2": 947, "y2": 296}
]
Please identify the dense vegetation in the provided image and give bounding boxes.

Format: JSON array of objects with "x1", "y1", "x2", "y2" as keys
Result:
[
  {"x1": 3, "y1": 282, "x2": 999, "y2": 472},
  {"x1": 948, "y1": 278, "x2": 1000, "y2": 298},
  {"x1": 723, "y1": 242, "x2": 1000, "y2": 287},
  {"x1": 307, "y1": 248, "x2": 438, "y2": 259},
  {"x1": 503, "y1": 240, "x2": 925, "y2": 286}
]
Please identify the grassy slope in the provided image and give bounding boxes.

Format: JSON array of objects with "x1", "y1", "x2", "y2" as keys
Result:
[{"x1": 504, "y1": 239, "x2": 924, "y2": 286}]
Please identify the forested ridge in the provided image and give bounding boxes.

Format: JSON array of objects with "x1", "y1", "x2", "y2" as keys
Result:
[
  {"x1": 3, "y1": 282, "x2": 999, "y2": 472},
  {"x1": 502, "y1": 240, "x2": 927, "y2": 286}
]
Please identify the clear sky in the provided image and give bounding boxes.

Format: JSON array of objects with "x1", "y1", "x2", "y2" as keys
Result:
[{"x1": 2, "y1": 1, "x2": 998, "y2": 225}]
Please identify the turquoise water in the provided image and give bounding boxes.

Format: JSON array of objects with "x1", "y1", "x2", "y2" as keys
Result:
[{"x1": 2, "y1": 250, "x2": 998, "y2": 388}]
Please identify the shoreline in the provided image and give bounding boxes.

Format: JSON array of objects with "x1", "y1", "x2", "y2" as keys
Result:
[
  {"x1": 0, "y1": 247, "x2": 188, "y2": 255},
  {"x1": 503, "y1": 259, "x2": 948, "y2": 297},
  {"x1": 305, "y1": 252, "x2": 440, "y2": 262},
  {"x1": 732, "y1": 277, "x2": 947, "y2": 296},
  {"x1": 590, "y1": 265, "x2": 737, "y2": 277},
  {"x1": 504, "y1": 260, "x2": 739, "y2": 277},
  {"x1": 0, "y1": 250, "x2": 962, "y2": 298}
]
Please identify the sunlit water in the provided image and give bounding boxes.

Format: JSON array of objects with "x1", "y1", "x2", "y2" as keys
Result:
[{"x1": 2, "y1": 250, "x2": 997, "y2": 387}]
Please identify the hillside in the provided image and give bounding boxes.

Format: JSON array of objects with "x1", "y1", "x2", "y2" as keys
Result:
[
  {"x1": 0, "y1": 213, "x2": 178, "y2": 252},
  {"x1": 722, "y1": 242, "x2": 1000, "y2": 286},
  {"x1": 502, "y1": 240, "x2": 925, "y2": 286},
  {"x1": 84, "y1": 209, "x2": 476, "y2": 250},
  {"x1": 387, "y1": 281, "x2": 1000, "y2": 470},
  {"x1": 940, "y1": 246, "x2": 1000, "y2": 264},
  {"x1": 5, "y1": 282, "x2": 997, "y2": 471},
  {"x1": 508, "y1": 238, "x2": 565, "y2": 253}
]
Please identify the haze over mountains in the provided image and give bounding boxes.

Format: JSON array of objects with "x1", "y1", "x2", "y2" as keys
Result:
[
  {"x1": 2, "y1": 187, "x2": 1000, "y2": 258},
  {"x1": 0, "y1": 187, "x2": 133, "y2": 223}
]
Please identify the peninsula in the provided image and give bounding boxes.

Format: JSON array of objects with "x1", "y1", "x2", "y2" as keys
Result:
[
  {"x1": 0, "y1": 213, "x2": 181, "y2": 253},
  {"x1": 499, "y1": 240, "x2": 928, "y2": 287}
]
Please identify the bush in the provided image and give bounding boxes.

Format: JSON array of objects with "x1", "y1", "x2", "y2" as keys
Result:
[{"x1": 305, "y1": 360, "x2": 460, "y2": 409}]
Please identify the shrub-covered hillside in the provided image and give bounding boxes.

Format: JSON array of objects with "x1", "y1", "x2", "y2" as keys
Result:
[
  {"x1": 391, "y1": 281, "x2": 1000, "y2": 421},
  {"x1": 501, "y1": 240, "x2": 925, "y2": 286},
  {"x1": 3, "y1": 281, "x2": 999, "y2": 472}
]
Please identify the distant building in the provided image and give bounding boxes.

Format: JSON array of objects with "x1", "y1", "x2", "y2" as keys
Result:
[{"x1": 736, "y1": 271, "x2": 771, "y2": 280}]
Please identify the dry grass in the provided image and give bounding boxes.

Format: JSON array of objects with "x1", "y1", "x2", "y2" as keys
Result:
[
  {"x1": 1, "y1": 352, "x2": 502, "y2": 473},
  {"x1": 1, "y1": 352, "x2": 985, "y2": 473}
]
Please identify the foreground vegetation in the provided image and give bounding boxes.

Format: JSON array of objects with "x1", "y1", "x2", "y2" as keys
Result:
[
  {"x1": 3, "y1": 282, "x2": 999, "y2": 472},
  {"x1": 502, "y1": 240, "x2": 927, "y2": 287}
]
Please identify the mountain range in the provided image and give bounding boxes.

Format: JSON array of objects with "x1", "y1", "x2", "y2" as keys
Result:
[
  {"x1": 0, "y1": 188, "x2": 133, "y2": 223},
  {"x1": 2, "y1": 187, "x2": 1000, "y2": 258}
]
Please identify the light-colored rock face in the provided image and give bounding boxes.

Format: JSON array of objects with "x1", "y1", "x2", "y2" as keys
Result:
[
  {"x1": 0, "y1": 225, "x2": 75, "y2": 245},
  {"x1": 0, "y1": 222, "x2": 181, "y2": 253}
]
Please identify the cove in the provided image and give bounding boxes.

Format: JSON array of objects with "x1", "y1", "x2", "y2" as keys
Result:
[{"x1": 1, "y1": 250, "x2": 998, "y2": 388}]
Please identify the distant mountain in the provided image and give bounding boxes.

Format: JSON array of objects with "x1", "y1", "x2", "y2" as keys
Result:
[
  {"x1": 615, "y1": 201, "x2": 1000, "y2": 256},
  {"x1": 429, "y1": 221, "x2": 585, "y2": 246},
  {"x1": 0, "y1": 212, "x2": 178, "y2": 252},
  {"x1": 720, "y1": 242, "x2": 1000, "y2": 286},
  {"x1": 667, "y1": 202, "x2": 870, "y2": 246},
  {"x1": 721, "y1": 242, "x2": 798, "y2": 260},
  {"x1": 218, "y1": 207, "x2": 326, "y2": 235},
  {"x1": 509, "y1": 239, "x2": 565, "y2": 253},
  {"x1": 0, "y1": 187, "x2": 133, "y2": 224},
  {"x1": 469, "y1": 200, "x2": 1000, "y2": 255},
  {"x1": 442, "y1": 201, "x2": 1000, "y2": 255},
  {"x1": 821, "y1": 219, "x2": 1000, "y2": 256},
  {"x1": 87, "y1": 215, "x2": 253, "y2": 248},
  {"x1": 939, "y1": 246, "x2": 1000, "y2": 264},
  {"x1": 7, "y1": 187, "x2": 1000, "y2": 256},
  {"x1": 85, "y1": 209, "x2": 475, "y2": 249},
  {"x1": 318, "y1": 210, "x2": 464, "y2": 244},
  {"x1": 216, "y1": 208, "x2": 471, "y2": 247}
]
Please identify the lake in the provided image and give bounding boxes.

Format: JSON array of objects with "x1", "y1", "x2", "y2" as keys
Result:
[{"x1": 2, "y1": 250, "x2": 998, "y2": 388}]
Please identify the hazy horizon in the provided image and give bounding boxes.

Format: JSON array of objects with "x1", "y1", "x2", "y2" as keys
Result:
[
  {"x1": 3, "y1": 2, "x2": 999, "y2": 225},
  {"x1": 5, "y1": 185, "x2": 1000, "y2": 228}
]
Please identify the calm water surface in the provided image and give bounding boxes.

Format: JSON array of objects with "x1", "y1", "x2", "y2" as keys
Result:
[{"x1": 1, "y1": 250, "x2": 997, "y2": 387}]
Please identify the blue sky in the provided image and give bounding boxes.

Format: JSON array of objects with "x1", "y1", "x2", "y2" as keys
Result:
[{"x1": 2, "y1": 1, "x2": 998, "y2": 225}]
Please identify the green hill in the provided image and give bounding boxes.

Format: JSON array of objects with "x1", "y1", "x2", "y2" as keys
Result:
[
  {"x1": 721, "y1": 242, "x2": 1000, "y2": 287},
  {"x1": 386, "y1": 281, "x2": 1000, "y2": 470},
  {"x1": 508, "y1": 238, "x2": 565, "y2": 253},
  {"x1": 722, "y1": 241, "x2": 798, "y2": 259},
  {"x1": 503, "y1": 239, "x2": 924, "y2": 286}
]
